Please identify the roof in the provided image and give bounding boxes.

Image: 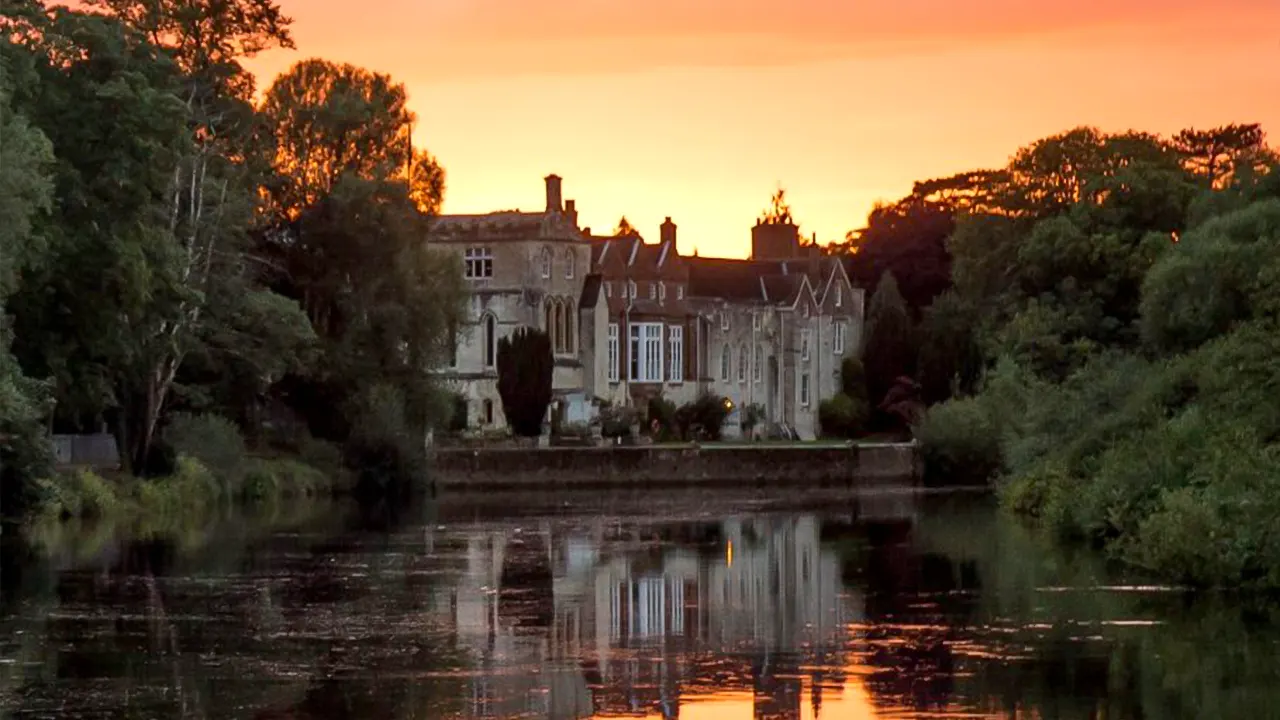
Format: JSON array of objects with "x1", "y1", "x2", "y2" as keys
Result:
[
  {"x1": 686, "y1": 257, "x2": 770, "y2": 302},
  {"x1": 578, "y1": 273, "x2": 603, "y2": 309}
]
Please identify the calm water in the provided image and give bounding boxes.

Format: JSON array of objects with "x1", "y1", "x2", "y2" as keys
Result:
[{"x1": 2, "y1": 486, "x2": 1279, "y2": 719}]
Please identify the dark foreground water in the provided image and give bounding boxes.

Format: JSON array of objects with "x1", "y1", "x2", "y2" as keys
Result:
[{"x1": 2, "y1": 486, "x2": 1279, "y2": 719}]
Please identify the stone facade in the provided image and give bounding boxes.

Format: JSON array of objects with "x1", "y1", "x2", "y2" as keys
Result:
[{"x1": 430, "y1": 175, "x2": 865, "y2": 440}]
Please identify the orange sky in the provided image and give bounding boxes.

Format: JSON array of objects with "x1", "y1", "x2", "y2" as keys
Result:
[{"x1": 242, "y1": 0, "x2": 1280, "y2": 258}]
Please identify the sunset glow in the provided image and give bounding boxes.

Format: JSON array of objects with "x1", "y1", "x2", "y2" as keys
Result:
[{"x1": 242, "y1": 0, "x2": 1280, "y2": 257}]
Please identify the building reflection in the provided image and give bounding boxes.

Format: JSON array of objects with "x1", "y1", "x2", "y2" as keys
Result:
[{"x1": 427, "y1": 514, "x2": 867, "y2": 719}]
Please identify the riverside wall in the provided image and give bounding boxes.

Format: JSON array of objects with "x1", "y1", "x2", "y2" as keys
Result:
[{"x1": 427, "y1": 442, "x2": 922, "y2": 490}]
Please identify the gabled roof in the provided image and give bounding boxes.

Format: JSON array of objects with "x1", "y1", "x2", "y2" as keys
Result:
[{"x1": 578, "y1": 274, "x2": 603, "y2": 309}]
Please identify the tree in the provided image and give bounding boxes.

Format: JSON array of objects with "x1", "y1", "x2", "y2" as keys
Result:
[
  {"x1": 496, "y1": 327, "x2": 553, "y2": 438},
  {"x1": 0, "y1": 55, "x2": 56, "y2": 514},
  {"x1": 256, "y1": 59, "x2": 463, "y2": 446},
  {"x1": 917, "y1": 291, "x2": 983, "y2": 404},
  {"x1": 614, "y1": 216, "x2": 636, "y2": 236},
  {"x1": 861, "y1": 272, "x2": 915, "y2": 411},
  {"x1": 760, "y1": 186, "x2": 795, "y2": 225},
  {"x1": 1172, "y1": 123, "x2": 1274, "y2": 189}
]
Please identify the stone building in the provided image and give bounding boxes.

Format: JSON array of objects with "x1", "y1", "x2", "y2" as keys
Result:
[
  {"x1": 431, "y1": 175, "x2": 864, "y2": 440},
  {"x1": 429, "y1": 175, "x2": 596, "y2": 429}
]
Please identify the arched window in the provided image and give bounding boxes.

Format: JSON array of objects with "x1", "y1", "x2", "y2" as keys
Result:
[
  {"x1": 737, "y1": 345, "x2": 747, "y2": 383},
  {"x1": 540, "y1": 246, "x2": 552, "y2": 279},
  {"x1": 720, "y1": 345, "x2": 731, "y2": 381},
  {"x1": 565, "y1": 249, "x2": 575, "y2": 279},
  {"x1": 544, "y1": 300, "x2": 555, "y2": 346},
  {"x1": 483, "y1": 314, "x2": 497, "y2": 368},
  {"x1": 555, "y1": 300, "x2": 567, "y2": 354},
  {"x1": 565, "y1": 301, "x2": 576, "y2": 354}
]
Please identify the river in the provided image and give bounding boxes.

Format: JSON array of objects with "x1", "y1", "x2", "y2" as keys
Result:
[{"x1": 1, "y1": 485, "x2": 1277, "y2": 719}]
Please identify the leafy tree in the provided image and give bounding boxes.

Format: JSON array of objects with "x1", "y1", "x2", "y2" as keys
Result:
[
  {"x1": 861, "y1": 272, "x2": 915, "y2": 410},
  {"x1": 496, "y1": 327, "x2": 553, "y2": 438},
  {"x1": 1172, "y1": 123, "x2": 1274, "y2": 189},
  {"x1": 614, "y1": 216, "x2": 636, "y2": 236},
  {"x1": 917, "y1": 291, "x2": 983, "y2": 404},
  {"x1": 0, "y1": 55, "x2": 56, "y2": 514},
  {"x1": 256, "y1": 59, "x2": 463, "y2": 447}
]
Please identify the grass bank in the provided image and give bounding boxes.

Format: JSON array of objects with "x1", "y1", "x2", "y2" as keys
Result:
[{"x1": 30, "y1": 453, "x2": 348, "y2": 525}]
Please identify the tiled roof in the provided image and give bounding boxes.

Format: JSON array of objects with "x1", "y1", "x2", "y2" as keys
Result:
[
  {"x1": 686, "y1": 257, "x2": 768, "y2": 302},
  {"x1": 761, "y1": 274, "x2": 806, "y2": 305}
]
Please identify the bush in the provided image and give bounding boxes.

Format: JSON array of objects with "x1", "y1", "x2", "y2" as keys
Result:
[
  {"x1": 344, "y1": 383, "x2": 425, "y2": 498},
  {"x1": 496, "y1": 327, "x2": 553, "y2": 437},
  {"x1": 675, "y1": 393, "x2": 730, "y2": 441},
  {"x1": 915, "y1": 397, "x2": 1002, "y2": 486},
  {"x1": 33, "y1": 468, "x2": 121, "y2": 519},
  {"x1": 647, "y1": 395, "x2": 678, "y2": 440},
  {"x1": 818, "y1": 393, "x2": 868, "y2": 439},
  {"x1": 598, "y1": 403, "x2": 639, "y2": 439},
  {"x1": 242, "y1": 458, "x2": 333, "y2": 502},
  {"x1": 163, "y1": 412, "x2": 248, "y2": 495}
]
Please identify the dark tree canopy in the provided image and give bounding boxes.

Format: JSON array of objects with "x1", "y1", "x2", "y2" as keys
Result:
[
  {"x1": 497, "y1": 327, "x2": 553, "y2": 438},
  {"x1": 860, "y1": 272, "x2": 915, "y2": 412}
]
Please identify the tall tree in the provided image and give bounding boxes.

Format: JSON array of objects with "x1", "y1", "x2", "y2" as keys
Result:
[
  {"x1": 860, "y1": 272, "x2": 915, "y2": 411},
  {"x1": 68, "y1": 0, "x2": 302, "y2": 469},
  {"x1": 0, "y1": 54, "x2": 56, "y2": 513},
  {"x1": 257, "y1": 59, "x2": 462, "y2": 445},
  {"x1": 760, "y1": 187, "x2": 795, "y2": 225},
  {"x1": 496, "y1": 327, "x2": 553, "y2": 438}
]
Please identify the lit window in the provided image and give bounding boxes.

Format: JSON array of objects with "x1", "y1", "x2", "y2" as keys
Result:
[
  {"x1": 464, "y1": 247, "x2": 493, "y2": 279},
  {"x1": 668, "y1": 325, "x2": 683, "y2": 382},
  {"x1": 607, "y1": 323, "x2": 619, "y2": 382}
]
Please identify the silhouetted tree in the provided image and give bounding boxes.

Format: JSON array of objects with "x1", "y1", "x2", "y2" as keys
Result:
[
  {"x1": 1172, "y1": 123, "x2": 1274, "y2": 188},
  {"x1": 496, "y1": 327, "x2": 553, "y2": 438},
  {"x1": 614, "y1": 216, "x2": 636, "y2": 236},
  {"x1": 760, "y1": 186, "x2": 795, "y2": 225},
  {"x1": 861, "y1": 273, "x2": 915, "y2": 412}
]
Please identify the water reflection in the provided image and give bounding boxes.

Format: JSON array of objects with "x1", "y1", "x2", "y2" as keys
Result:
[{"x1": 1, "y1": 488, "x2": 1278, "y2": 719}]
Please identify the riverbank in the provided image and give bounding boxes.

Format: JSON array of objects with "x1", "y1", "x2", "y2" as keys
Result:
[
  {"x1": 427, "y1": 441, "x2": 922, "y2": 490},
  {"x1": 27, "y1": 454, "x2": 345, "y2": 526}
]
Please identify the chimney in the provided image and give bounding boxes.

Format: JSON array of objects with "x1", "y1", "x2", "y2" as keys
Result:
[
  {"x1": 660, "y1": 217, "x2": 677, "y2": 246},
  {"x1": 544, "y1": 174, "x2": 563, "y2": 212},
  {"x1": 583, "y1": 226, "x2": 591, "y2": 236},
  {"x1": 565, "y1": 199, "x2": 577, "y2": 225}
]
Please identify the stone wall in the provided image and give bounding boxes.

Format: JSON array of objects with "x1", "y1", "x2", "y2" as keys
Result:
[{"x1": 428, "y1": 442, "x2": 921, "y2": 490}]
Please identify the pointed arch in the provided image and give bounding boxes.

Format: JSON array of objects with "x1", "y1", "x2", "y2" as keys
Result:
[
  {"x1": 565, "y1": 248, "x2": 576, "y2": 279},
  {"x1": 482, "y1": 313, "x2": 498, "y2": 368},
  {"x1": 565, "y1": 297, "x2": 576, "y2": 354},
  {"x1": 539, "y1": 246, "x2": 552, "y2": 278}
]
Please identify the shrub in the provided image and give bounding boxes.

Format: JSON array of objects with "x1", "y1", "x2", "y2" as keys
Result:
[
  {"x1": 818, "y1": 393, "x2": 868, "y2": 439},
  {"x1": 915, "y1": 397, "x2": 1002, "y2": 486},
  {"x1": 344, "y1": 383, "x2": 425, "y2": 498},
  {"x1": 163, "y1": 412, "x2": 248, "y2": 495},
  {"x1": 647, "y1": 395, "x2": 678, "y2": 439},
  {"x1": 599, "y1": 403, "x2": 639, "y2": 439},
  {"x1": 675, "y1": 393, "x2": 730, "y2": 441},
  {"x1": 33, "y1": 469, "x2": 121, "y2": 519},
  {"x1": 496, "y1": 326, "x2": 553, "y2": 437}
]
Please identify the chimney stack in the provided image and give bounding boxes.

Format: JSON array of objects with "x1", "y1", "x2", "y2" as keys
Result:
[
  {"x1": 660, "y1": 216, "x2": 677, "y2": 246},
  {"x1": 565, "y1": 199, "x2": 577, "y2": 225},
  {"x1": 544, "y1": 174, "x2": 563, "y2": 213}
]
